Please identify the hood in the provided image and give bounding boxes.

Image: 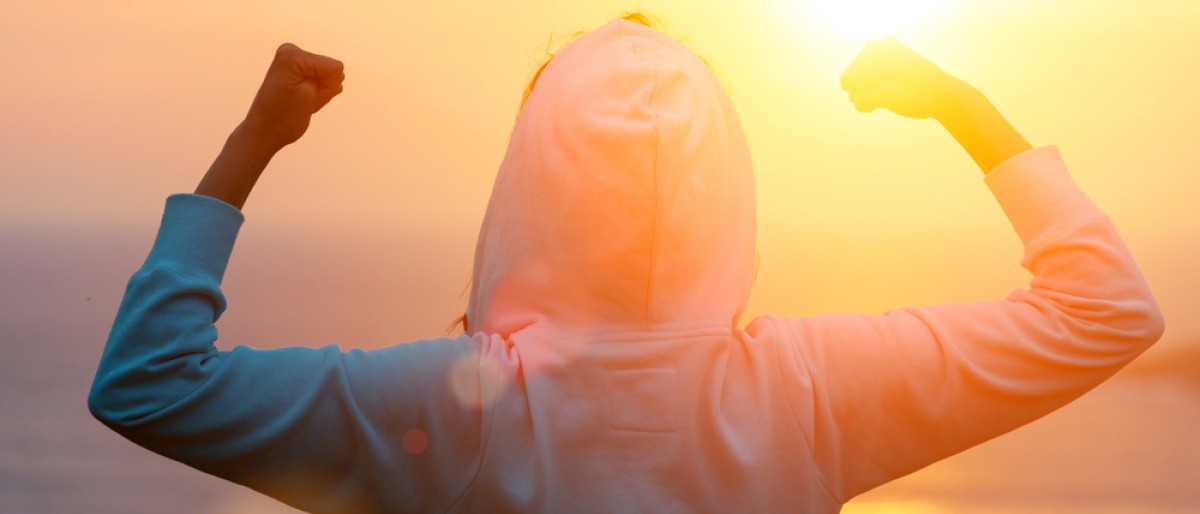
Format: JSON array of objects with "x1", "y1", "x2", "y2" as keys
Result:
[{"x1": 467, "y1": 19, "x2": 756, "y2": 338}]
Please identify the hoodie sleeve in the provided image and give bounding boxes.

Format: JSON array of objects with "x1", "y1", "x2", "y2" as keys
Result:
[
  {"x1": 762, "y1": 146, "x2": 1164, "y2": 502},
  {"x1": 87, "y1": 194, "x2": 482, "y2": 514}
]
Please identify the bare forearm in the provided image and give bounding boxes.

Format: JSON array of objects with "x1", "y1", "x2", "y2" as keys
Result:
[
  {"x1": 194, "y1": 122, "x2": 280, "y2": 210},
  {"x1": 936, "y1": 80, "x2": 1033, "y2": 175}
]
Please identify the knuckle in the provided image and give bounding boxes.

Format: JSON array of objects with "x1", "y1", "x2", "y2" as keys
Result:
[{"x1": 276, "y1": 43, "x2": 299, "y2": 57}]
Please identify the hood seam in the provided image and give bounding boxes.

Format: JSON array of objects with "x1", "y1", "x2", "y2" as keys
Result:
[{"x1": 619, "y1": 20, "x2": 663, "y2": 333}]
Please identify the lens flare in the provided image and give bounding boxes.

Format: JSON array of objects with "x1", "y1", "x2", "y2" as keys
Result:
[{"x1": 812, "y1": 0, "x2": 949, "y2": 38}]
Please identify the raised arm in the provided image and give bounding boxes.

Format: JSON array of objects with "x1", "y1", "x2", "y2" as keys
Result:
[
  {"x1": 88, "y1": 45, "x2": 483, "y2": 512},
  {"x1": 760, "y1": 37, "x2": 1164, "y2": 501}
]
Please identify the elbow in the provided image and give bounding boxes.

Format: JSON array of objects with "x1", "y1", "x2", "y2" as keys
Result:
[
  {"x1": 88, "y1": 341, "x2": 223, "y2": 430},
  {"x1": 1135, "y1": 299, "x2": 1166, "y2": 347},
  {"x1": 1037, "y1": 291, "x2": 1166, "y2": 354},
  {"x1": 87, "y1": 379, "x2": 116, "y2": 427},
  {"x1": 1091, "y1": 295, "x2": 1165, "y2": 350},
  {"x1": 1117, "y1": 285, "x2": 1167, "y2": 347},
  {"x1": 87, "y1": 367, "x2": 152, "y2": 430},
  {"x1": 87, "y1": 374, "x2": 126, "y2": 428}
]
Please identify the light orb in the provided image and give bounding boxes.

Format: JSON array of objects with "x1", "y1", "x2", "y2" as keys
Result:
[{"x1": 812, "y1": 0, "x2": 949, "y2": 38}]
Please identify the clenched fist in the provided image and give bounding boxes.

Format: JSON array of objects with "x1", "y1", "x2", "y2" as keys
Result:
[
  {"x1": 840, "y1": 36, "x2": 966, "y2": 121},
  {"x1": 243, "y1": 43, "x2": 345, "y2": 150}
]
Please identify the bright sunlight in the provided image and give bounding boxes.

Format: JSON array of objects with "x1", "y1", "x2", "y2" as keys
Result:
[{"x1": 810, "y1": 0, "x2": 950, "y2": 38}]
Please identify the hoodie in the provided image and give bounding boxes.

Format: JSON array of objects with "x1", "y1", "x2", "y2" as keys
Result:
[{"x1": 90, "y1": 19, "x2": 1164, "y2": 513}]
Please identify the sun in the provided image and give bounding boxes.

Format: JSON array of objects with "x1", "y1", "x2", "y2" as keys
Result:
[{"x1": 811, "y1": 0, "x2": 950, "y2": 38}]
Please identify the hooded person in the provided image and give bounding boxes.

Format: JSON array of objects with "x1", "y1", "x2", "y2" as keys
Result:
[{"x1": 89, "y1": 16, "x2": 1163, "y2": 514}]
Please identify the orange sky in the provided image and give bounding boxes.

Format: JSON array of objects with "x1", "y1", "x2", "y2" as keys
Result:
[
  {"x1": 2, "y1": 2, "x2": 1198, "y2": 512},
  {"x1": 2, "y1": 0, "x2": 1197, "y2": 360}
]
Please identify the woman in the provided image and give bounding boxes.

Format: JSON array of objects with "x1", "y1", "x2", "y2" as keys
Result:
[{"x1": 89, "y1": 15, "x2": 1163, "y2": 513}]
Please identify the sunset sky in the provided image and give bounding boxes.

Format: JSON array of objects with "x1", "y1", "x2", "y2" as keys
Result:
[
  {"x1": 5, "y1": 0, "x2": 1196, "y2": 354},
  {"x1": 2, "y1": 1, "x2": 1198, "y2": 512}
]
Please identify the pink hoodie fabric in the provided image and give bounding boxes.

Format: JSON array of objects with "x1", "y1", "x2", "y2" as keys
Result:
[
  {"x1": 89, "y1": 18, "x2": 1164, "y2": 514},
  {"x1": 453, "y1": 19, "x2": 1164, "y2": 511}
]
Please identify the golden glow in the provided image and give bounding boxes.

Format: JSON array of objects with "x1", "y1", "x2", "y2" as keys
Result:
[
  {"x1": 449, "y1": 353, "x2": 501, "y2": 409},
  {"x1": 840, "y1": 500, "x2": 951, "y2": 514},
  {"x1": 402, "y1": 428, "x2": 429, "y2": 455},
  {"x1": 810, "y1": 0, "x2": 949, "y2": 38},
  {"x1": 3, "y1": 2, "x2": 1197, "y2": 512}
]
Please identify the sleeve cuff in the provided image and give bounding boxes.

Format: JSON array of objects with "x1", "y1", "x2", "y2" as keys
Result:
[
  {"x1": 142, "y1": 194, "x2": 245, "y2": 283},
  {"x1": 984, "y1": 145, "x2": 1105, "y2": 250}
]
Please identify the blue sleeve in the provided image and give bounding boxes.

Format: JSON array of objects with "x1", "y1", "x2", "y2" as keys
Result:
[{"x1": 88, "y1": 194, "x2": 484, "y2": 513}]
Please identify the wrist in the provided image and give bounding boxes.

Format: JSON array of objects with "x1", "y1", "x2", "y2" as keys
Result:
[
  {"x1": 933, "y1": 78, "x2": 985, "y2": 126},
  {"x1": 193, "y1": 123, "x2": 279, "y2": 210},
  {"x1": 932, "y1": 81, "x2": 1032, "y2": 174},
  {"x1": 233, "y1": 116, "x2": 288, "y2": 156}
]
